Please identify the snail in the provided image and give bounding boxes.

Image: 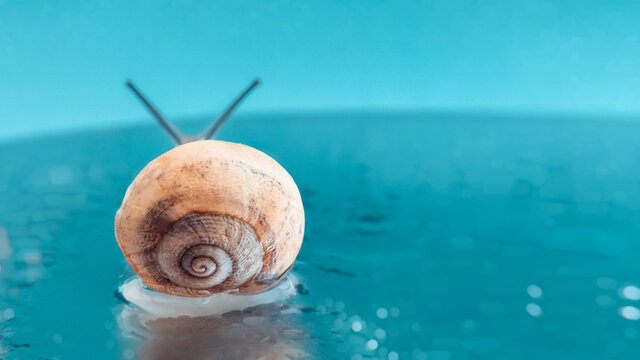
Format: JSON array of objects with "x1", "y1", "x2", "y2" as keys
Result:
[{"x1": 115, "y1": 80, "x2": 305, "y2": 297}]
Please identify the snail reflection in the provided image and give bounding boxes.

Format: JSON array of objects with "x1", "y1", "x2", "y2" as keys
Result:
[
  {"x1": 113, "y1": 79, "x2": 308, "y2": 359},
  {"x1": 116, "y1": 276, "x2": 310, "y2": 360}
]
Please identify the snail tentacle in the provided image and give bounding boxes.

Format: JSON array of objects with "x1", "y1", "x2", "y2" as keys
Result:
[
  {"x1": 200, "y1": 79, "x2": 261, "y2": 140},
  {"x1": 126, "y1": 79, "x2": 261, "y2": 144}
]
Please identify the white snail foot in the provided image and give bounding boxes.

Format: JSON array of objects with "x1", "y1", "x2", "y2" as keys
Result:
[{"x1": 118, "y1": 275, "x2": 298, "y2": 319}]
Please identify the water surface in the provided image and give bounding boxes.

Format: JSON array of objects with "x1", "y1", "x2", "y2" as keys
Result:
[{"x1": 1, "y1": 113, "x2": 640, "y2": 359}]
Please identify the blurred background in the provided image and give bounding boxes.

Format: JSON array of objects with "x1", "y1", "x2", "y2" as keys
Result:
[
  {"x1": 2, "y1": 0, "x2": 640, "y2": 138},
  {"x1": 2, "y1": 1, "x2": 640, "y2": 360}
]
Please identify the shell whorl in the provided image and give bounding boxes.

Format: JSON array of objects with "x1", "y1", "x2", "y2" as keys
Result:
[{"x1": 155, "y1": 213, "x2": 263, "y2": 291}]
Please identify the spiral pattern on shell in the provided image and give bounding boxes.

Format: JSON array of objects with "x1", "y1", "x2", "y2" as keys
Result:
[
  {"x1": 115, "y1": 140, "x2": 305, "y2": 297},
  {"x1": 156, "y1": 213, "x2": 263, "y2": 291}
]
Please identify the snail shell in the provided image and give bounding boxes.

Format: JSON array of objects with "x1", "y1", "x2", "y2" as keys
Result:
[{"x1": 115, "y1": 140, "x2": 304, "y2": 297}]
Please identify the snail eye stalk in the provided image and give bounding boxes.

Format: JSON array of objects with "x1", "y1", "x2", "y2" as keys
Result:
[
  {"x1": 125, "y1": 81, "x2": 187, "y2": 145},
  {"x1": 199, "y1": 79, "x2": 260, "y2": 140},
  {"x1": 125, "y1": 79, "x2": 261, "y2": 145}
]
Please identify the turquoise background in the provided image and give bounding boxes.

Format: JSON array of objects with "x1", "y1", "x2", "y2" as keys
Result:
[
  {"x1": 2, "y1": 0, "x2": 640, "y2": 139},
  {"x1": 3, "y1": 2, "x2": 640, "y2": 359}
]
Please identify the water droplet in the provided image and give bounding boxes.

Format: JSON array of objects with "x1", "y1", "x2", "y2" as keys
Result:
[
  {"x1": 376, "y1": 307, "x2": 388, "y2": 319},
  {"x1": 366, "y1": 339, "x2": 379, "y2": 351},
  {"x1": 527, "y1": 284, "x2": 543, "y2": 298},
  {"x1": 621, "y1": 285, "x2": 640, "y2": 300},
  {"x1": 526, "y1": 303, "x2": 542, "y2": 317},
  {"x1": 597, "y1": 277, "x2": 617, "y2": 289},
  {"x1": 619, "y1": 306, "x2": 640, "y2": 320},
  {"x1": 3, "y1": 308, "x2": 15, "y2": 320},
  {"x1": 352, "y1": 321, "x2": 363, "y2": 332}
]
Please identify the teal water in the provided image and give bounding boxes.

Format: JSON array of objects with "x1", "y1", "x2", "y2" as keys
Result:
[{"x1": 1, "y1": 114, "x2": 640, "y2": 359}]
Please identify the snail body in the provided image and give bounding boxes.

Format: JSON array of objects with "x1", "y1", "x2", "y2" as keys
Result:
[
  {"x1": 116, "y1": 140, "x2": 304, "y2": 297},
  {"x1": 115, "y1": 80, "x2": 304, "y2": 298}
]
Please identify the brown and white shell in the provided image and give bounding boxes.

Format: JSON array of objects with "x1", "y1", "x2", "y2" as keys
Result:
[{"x1": 115, "y1": 140, "x2": 305, "y2": 297}]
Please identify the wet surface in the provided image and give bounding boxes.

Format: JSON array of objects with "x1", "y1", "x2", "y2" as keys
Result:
[{"x1": 1, "y1": 113, "x2": 640, "y2": 359}]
